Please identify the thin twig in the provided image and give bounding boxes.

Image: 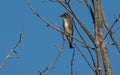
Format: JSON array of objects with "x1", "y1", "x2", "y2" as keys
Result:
[
  {"x1": 65, "y1": 0, "x2": 70, "y2": 4},
  {"x1": 38, "y1": 38, "x2": 65, "y2": 75},
  {"x1": 70, "y1": 49, "x2": 75, "y2": 75},
  {"x1": 113, "y1": 14, "x2": 120, "y2": 33},
  {"x1": 78, "y1": 0, "x2": 86, "y2": 6},
  {"x1": 9, "y1": 56, "x2": 21, "y2": 58},
  {"x1": 84, "y1": 0, "x2": 94, "y2": 22},
  {"x1": 73, "y1": 44, "x2": 95, "y2": 72},
  {"x1": 45, "y1": 37, "x2": 65, "y2": 75},
  {"x1": 72, "y1": 17, "x2": 96, "y2": 69},
  {"x1": 101, "y1": 9, "x2": 120, "y2": 52},
  {"x1": 103, "y1": 16, "x2": 120, "y2": 41},
  {"x1": 0, "y1": 33, "x2": 24, "y2": 69},
  {"x1": 113, "y1": 25, "x2": 120, "y2": 34},
  {"x1": 39, "y1": 67, "x2": 49, "y2": 75},
  {"x1": 95, "y1": 15, "x2": 120, "y2": 50}
]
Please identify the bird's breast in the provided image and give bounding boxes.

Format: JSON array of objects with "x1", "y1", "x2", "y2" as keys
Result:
[
  {"x1": 63, "y1": 19, "x2": 71, "y2": 33},
  {"x1": 64, "y1": 19, "x2": 69, "y2": 27}
]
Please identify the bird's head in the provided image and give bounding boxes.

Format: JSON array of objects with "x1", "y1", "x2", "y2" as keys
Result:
[{"x1": 59, "y1": 12, "x2": 70, "y2": 18}]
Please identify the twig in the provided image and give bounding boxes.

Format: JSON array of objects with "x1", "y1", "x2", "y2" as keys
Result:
[
  {"x1": 0, "y1": 33, "x2": 24, "y2": 69},
  {"x1": 78, "y1": 0, "x2": 86, "y2": 6},
  {"x1": 103, "y1": 15, "x2": 120, "y2": 41},
  {"x1": 38, "y1": 39, "x2": 65, "y2": 75},
  {"x1": 72, "y1": 17, "x2": 96, "y2": 69},
  {"x1": 84, "y1": 0, "x2": 94, "y2": 22},
  {"x1": 113, "y1": 25, "x2": 120, "y2": 34},
  {"x1": 45, "y1": 36, "x2": 65, "y2": 75},
  {"x1": 65, "y1": 0, "x2": 70, "y2": 4},
  {"x1": 95, "y1": 14, "x2": 120, "y2": 50},
  {"x1": 39, "y1": 67, "x2": 49, "y2": 75},
  {"x1": 112, "y1": 14, "x2": 120, "y2": 33},
  {"x1": 101, "y1": 9, "x2": 120, "y2": 52},
  {"x1": 70, "y1": 49, "x2": 75, "y2": 75},
  {"x1": 9, "y1": 56, "x2": 21, "y2": 58},
  {"x1": 73, "y1": 44, "x2": 95, "y2": 72}
]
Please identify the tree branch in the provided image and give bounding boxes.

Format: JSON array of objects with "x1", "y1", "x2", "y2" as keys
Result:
[
  {"x1": 72, "y1": 17, "x2": 96, "y2": 69},
  {"x1": 0, "y1": 33, "x2": 24, "y2": 69},
  {"x1": 101, "y1": 8, "x2": 120, "y2": 52},
  {"x1": 73, "y1": 44, "x2": 95, "y2": 72},
  {"x1": 70, "y1": 49, "x2": 75, "y2": 75},
  {"x1": 84, "y1": 0, "x2": 95, "y2": 23}
]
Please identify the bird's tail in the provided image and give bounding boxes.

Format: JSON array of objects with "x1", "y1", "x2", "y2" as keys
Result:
[{"x1": 69, "y1": 43, "x2": 73, "y2": 48}]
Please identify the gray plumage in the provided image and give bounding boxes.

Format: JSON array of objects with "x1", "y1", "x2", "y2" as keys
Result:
[{"x1": 60, "y1": 13, "x2": 73, "y2": 48}]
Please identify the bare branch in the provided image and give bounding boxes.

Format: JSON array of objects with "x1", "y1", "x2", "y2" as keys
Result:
[
  {"x1": 84, "y1": 0, "x2": 94, "y2": 23},
  {"x1": 39, "y1": 67, "x2": 49, "y2": 75},
  {"x1": 0, "y1": 33, "x2": 24, "y2": 69},
  {"x1": 9, "y1": 56, "x2": 21, "y2": 58},
  {"x1": 114, "y1": 14, "x2": 120, "y2": 22},
  {"x1": 101, "y1": 9, "x2": 120, "y2": 52},
  {"x1": 72, "y1": 17, "x2": 96, "y2": 68},
  {"x1": 70, "y1": 49, "x2": 75, "y2": 75},
  {"x1": 73, "y1": 44, "x2": 95, "y2": 73},
  {"x1": 103, "y1": 14, "x2": 120, "y2": 41},
  {"x1": 65, "y1": 0, "x2": 70, "y2": 4},
  {"x1": 25, "y1": 0, "x2": 50, "y2": 25},
  {"x1": 45, "y1": 37, "x2": 65, "y2": 75},
  {"x1": 96, "y1": 14, "x2": 120, "y2": 50},
  {"x1": 38, "y1": 39, "x2": 65, "y2": 75},
  {"x1": 78, "y1": 0, "x2": 86, "y2": 6},
  {"x1": 113, "y1": 25, "x2": 120, "y2": 34},
  {"x1": 112, "y1": 14, "x2": 120, "y2": 33}
]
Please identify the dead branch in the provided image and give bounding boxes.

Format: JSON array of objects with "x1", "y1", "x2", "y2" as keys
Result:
[
  {"x1": 38, "y1": 39, "x2": 65, "y2": 75},
  {"x1": 70, "y1": 49, "x2": 75, "y2": 75},
  {"x1": 73, "y1": 44, "x2": 95, "y2": 73},
  {"x1": 46, "y1": 39, "x2": 65, "y2": 75},
  {"x1": 84, "y1": 0, "x2": 95, "y2": 22},
  {"x1": 72, "y1": 17, "x2": 96, "y2": 69},
  {"x1": 101, "y1": 8, "x2": 120, "y2": 52},
  {"x1": 103, "y1": 14, "x2": 120, "y2": 41},
  {"x1": 0, "y1": 33, "x2": 24, "y2": 69}
]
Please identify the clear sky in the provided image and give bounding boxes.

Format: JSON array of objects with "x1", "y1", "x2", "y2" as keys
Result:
[{"x1": 0, "y1": 0, "x2": 120, "y2": 75}]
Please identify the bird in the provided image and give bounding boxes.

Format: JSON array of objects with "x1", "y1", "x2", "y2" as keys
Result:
[{"x1": 60, "y1": 12, "x2": 73, "y2": 48}]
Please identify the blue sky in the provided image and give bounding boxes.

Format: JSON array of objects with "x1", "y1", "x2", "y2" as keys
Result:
[{"x1": 0, "y1": 0, "x2": 120, "y2": 75}]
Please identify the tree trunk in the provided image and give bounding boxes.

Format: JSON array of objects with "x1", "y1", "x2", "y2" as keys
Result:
[{"x1": 93, "y1": 0, "x2": 113, "y2": 75}]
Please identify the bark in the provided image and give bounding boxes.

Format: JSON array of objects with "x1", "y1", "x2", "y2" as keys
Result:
[
  {"x1": 93, "y1": 0, "x2": 103, "y2": 75},
  {"x1": 93, "y1": 0, "x2": 113, "y2": 75}
]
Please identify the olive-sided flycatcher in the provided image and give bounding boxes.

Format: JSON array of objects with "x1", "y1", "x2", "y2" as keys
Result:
[{"x1": 60, "y1": 13, "x2": 73, "y2": 48}]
